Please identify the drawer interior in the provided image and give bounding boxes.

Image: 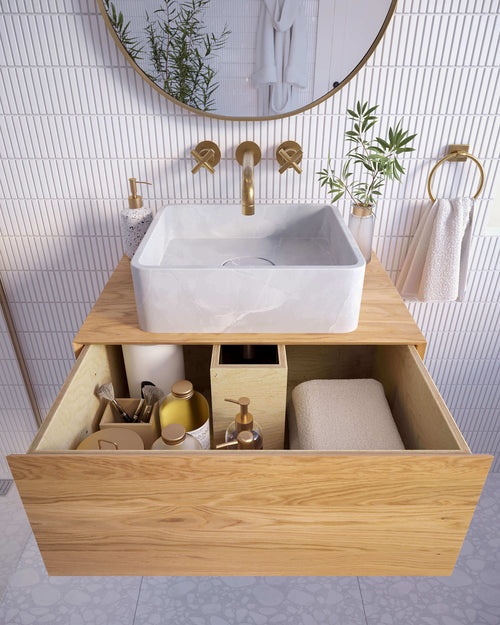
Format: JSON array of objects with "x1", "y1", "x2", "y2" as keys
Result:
[{"x1": 30, "y1": 343, "x2": 469, "y2": 454}]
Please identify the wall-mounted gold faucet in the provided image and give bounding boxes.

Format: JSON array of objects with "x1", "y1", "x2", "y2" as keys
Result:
[{"x1": 235, "y1": 141, "x2": 261, "y2": 215}]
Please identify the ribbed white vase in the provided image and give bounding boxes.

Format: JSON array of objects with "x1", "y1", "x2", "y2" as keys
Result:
[{"x1": 348, "y1": 204, "x2": 375, "y2": 263}]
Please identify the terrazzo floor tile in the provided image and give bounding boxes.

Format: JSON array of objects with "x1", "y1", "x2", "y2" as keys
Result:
[
  {"x1": 0, "y1": 535, "x2": 142, "y2": 625},
  {"x1": 359, "y1": 473, "x2": 500, "y2": 625},
  {"x1": 133, "y1": 576, "x2": 367, "y2": 625},
  {"x1": 0, "y1": 484, "x2": 32, "y2": 602}
]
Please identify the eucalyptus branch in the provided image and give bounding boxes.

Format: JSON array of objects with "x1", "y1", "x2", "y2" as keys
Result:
[
  {"x1": 326, "y1": 169, "x2": 359, "y2": 206},
  {"x1": 317, "y1": 101, "x2": 417, "y2": 211},
  {"x1": 114, "y1": 0, "x2": 229, "y2": 112},
  {"x1": 103, "y1": 0, "x2": 143, "y2": 60}
]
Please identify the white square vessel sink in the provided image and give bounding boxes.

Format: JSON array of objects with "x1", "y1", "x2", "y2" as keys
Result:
[{"x1": 131, "y1": 204, "x2": 366, "y2": 333}]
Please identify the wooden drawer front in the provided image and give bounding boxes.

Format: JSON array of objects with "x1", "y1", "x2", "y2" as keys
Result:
[
  {"x1": 8, "y1": 344, "x2": 492, "y2": 576},
  {"x1": 10, "y1": 452, "x2": 490, "y2": 576}
]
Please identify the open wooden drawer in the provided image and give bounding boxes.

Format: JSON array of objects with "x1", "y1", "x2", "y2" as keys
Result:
[{"x1": 8, "y1": 343, "x2": 491, "y2": 577}]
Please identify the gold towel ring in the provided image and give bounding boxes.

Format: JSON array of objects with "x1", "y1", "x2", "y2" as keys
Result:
[{"x1": 427, "y1": 151, "x2": 484, "y2": 202}]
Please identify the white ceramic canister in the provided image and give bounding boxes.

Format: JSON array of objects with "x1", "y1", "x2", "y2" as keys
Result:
[{"x1": 122, "y1": 344, "x2": 185, "y2": 398}]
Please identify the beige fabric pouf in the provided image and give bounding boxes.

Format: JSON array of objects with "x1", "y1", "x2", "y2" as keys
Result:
[{"x1": 288, "y1": 379, "x2": 405, "y2": 450}]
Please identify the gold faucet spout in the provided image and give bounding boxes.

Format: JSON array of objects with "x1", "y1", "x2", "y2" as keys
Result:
[
  {"x1": 235, "y1": 141, "x2": 261, "y2": 216},
  {"x1": 242, "y1": 150, "x2": 255, "y2": 216}
]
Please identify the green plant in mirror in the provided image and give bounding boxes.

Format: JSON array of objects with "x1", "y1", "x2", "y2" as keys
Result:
[
  {"x1": 318, "y1": 101, "x2": 417, "y2": 213},
  {"x1": 145, "y1": 0, "x2": 230, "y2": 111},
  {"x1": 103, "y1": 0, "x2": 230, "y2": 112},
  {"x1": 103, "y1": 0, "x2": 143, "y2": 60}
]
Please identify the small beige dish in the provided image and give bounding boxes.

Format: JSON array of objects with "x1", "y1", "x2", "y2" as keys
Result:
[{"x1": 77, "y1": 428, "x2": 144, "y2": 451}]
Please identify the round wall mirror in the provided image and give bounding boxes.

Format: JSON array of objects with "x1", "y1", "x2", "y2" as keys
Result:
[{"x1": 97, "y1": 0, "x2": 397, "y2": 120}]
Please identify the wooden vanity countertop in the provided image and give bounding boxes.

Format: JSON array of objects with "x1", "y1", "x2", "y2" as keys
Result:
[{"x1": 73, "y1": 255, "x2": 426, "y2": 357}]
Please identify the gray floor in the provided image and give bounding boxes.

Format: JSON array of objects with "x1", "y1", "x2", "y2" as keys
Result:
[{"x1": 0, "y1": 474, "x2": 499, "y2": 625}]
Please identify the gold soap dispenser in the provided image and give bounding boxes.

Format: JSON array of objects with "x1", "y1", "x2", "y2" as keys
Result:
[
  {"x1": 224, "y1": 397, "x2": 263, "y2": 449},
  {"x1": 120, "y1": 177, "x2": 153, "y2": 258}
]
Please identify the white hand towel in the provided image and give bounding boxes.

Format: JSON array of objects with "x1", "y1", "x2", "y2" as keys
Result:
[
  {"x1": 253, "y1": 0, "x2": 307, "y2": 115},
  {"x1": 396, "y1": 198, "x2": 474, "y2": 302}
]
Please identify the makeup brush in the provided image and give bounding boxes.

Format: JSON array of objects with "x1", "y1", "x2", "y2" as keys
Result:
[
  {"x1": 97, "y1": 383, "x2": 133, "y2": 423},
  {"x1": 140, "y1": 383, "x2": 165, "y2": 423}
]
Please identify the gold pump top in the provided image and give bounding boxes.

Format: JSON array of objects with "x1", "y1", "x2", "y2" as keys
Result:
[
  {"x1": 225, "y1": 397, "x2": 253, "y2": 427},
  {"x1": 236, "y1": 430, "x2": 255, "y2": 449},
  {"x1": 128, "y1": 177, "x2": 152, "y2": 209},
  {"x1": 215, "y1": 430, "x2": 255, "y2": 450}
]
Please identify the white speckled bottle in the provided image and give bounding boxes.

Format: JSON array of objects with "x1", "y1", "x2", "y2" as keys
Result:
[{"x1": 120, "y1": 177, "x2": 153, "y2": 258}]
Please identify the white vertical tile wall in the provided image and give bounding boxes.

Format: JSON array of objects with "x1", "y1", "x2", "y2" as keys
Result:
[
  {"x1": 0, "y1": 306, "x2": 38, "y2": 477},
  {"x1": 0, "y1": 0, "x2": 498, "y2": 476}
]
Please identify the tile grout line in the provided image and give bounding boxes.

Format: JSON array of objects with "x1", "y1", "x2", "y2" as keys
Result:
[
  {"x1": 131, "y1": 576, "x2": 144, "y2": 625},
  {"x1": 357, "y1": 576, "x2": 370, "y2": 625}
]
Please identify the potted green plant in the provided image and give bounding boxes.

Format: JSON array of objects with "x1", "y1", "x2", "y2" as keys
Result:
[{"x1": 317, "y1": 101, "x2": 416, "y2": 262}]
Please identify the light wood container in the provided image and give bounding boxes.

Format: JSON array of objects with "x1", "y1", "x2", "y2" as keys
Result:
[
  {"x1": 210, "y1": 345, "x2": 288, "y2": 448},
  {"x1": 100, "y1": 398, "x2": 157, "y2": 449}
]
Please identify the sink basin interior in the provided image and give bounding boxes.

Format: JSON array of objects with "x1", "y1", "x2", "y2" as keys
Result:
[{"x1": 138, "y1": 204, "x2": 361, "y2": 269}]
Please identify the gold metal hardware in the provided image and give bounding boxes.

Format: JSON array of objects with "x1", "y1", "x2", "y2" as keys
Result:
[
  {"x1": 225, "y1": 397, "x2": 250, "y2": 418},
  {"x1": 235, "y1": 141, "x2": 261, "y2": 215},
  {"x1": 97, "y1": 438, "x2": 119, "y2": 450},
  {"x1": 215, "y1": 431, "x2": 255, "y2": 450},
  {"x1": 448, "y1": 145, "x2": 470, "y2": 162},
  {"x1": 191, "y1": 141, "x2": 221, "y2": 174},
  {"x1": 427, "y1": 146, "x2": 485, "y2": 202},
  {"x1": 128, "y1": 178, "x2": 152, "y2": 209},
  {"x1": 215, "y1": 440, "x2": 238, "y2": 450},
  {"x1": 352, "y1": 205, "x2": 373, "y2": 217},
  {"x1": 276, "y1": 141, "x2": 303, "y2": 174},
  {"x1": 236, "y1": 430, "x2": 255, "y2": 450}
]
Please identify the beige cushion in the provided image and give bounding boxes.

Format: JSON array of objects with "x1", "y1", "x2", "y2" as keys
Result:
[{"x1": 288, "y1": 379, "x2": 405, "y2": 450}]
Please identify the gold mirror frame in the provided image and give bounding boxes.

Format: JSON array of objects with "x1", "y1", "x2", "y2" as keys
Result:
[{"x1": 96, "y1": 0, "x2": 398, "y2": 121}]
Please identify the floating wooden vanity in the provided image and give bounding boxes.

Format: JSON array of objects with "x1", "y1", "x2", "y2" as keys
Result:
[{"x1": 8, "y1": 255, "x2": 492, "y2": 576}]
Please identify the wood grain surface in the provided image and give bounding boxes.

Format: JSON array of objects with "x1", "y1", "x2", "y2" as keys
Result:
[
  {"x1": 28, "y1": 345, "x2": 126, "y2": 453},
  {"x1": 73, "y1": 255, "x2": 426, "y2": 356},
  {"x1": 373, "y1": 346, "x2": 469, "y2": 452},
  {"x1": 8, "y1": 452, "x2": 491, "y2": 576}
]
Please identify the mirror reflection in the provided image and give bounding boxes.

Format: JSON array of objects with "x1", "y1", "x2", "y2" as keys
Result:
[{"x1": 100, "y1": 0, "x2": 395, "y2": 118}]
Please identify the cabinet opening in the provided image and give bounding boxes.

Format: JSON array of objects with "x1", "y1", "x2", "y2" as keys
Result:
[
  {"x1": 29, "y1": 344, "x2": 468, "y2": 455},
  {"x1": 218, "y1": 345, "x2": 279, "y2": 365},
  {"x1": 285, "y1": 345, "x2": 469, "y2": 452}
]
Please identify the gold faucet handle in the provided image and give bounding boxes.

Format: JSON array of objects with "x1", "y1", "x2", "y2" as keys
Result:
[
  {"x1": 191, "y1": 141, "x2": 221, "y2": 174},
  {"x1": 276, "y1": 141, "x2": 303, "y2": 174}
]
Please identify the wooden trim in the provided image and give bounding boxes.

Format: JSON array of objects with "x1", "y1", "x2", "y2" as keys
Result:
[
  {"x1": 415, "y1": 342, "x2": 426, "y2": 359},
  {"x1": 72, "y1": 342, "x2": 84, "y2": 358}
]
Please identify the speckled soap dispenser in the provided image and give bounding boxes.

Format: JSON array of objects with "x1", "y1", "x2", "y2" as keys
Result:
[{"x1": 120, "y1": 177, "x2": 153, "y2": 258}]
